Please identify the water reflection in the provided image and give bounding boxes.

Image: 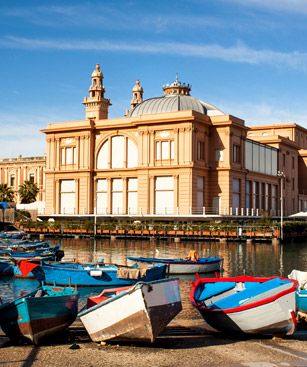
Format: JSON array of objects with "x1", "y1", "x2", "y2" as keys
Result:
[{"x1": 1, "y1": 238, "x2": 307, "y2": 319}]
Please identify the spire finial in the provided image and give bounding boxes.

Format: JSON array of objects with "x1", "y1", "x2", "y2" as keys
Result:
[{"x1": 130, "y1": 79, "x2": 143, "y2": 110}]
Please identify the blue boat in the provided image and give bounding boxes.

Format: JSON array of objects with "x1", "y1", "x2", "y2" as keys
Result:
[
  {"x1": 0, "y1": 240, "x2": 51, "y2": 250},
  {"x1": 0, "y1": 259, "x2": 13, "y2": 275},
  {"x1": 0, "y1": 243, "x2": 64, "y2": 262},
  {"x1": 24, "y1": 261, "x2": 167, "y2": 287},
  {"x1": 0, "y1": 285, "x2": 79, "y2": 344},
  {"x1": 288, "y1": 269, "x2": 307, "y2": 313}
]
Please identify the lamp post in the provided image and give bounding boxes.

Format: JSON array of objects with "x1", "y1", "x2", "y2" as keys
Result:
[{"x1": 277, "y1": 171, "x2": 285, "y2": 241}]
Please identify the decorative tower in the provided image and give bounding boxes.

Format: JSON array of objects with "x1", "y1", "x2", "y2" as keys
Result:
[
  {"x1": 130, "y1": 80, "x2": 143, "y2": 110},
  {"x1": 162, "y1": 74, "x2": 191, "y2": 96},
  {"x1": 83, "y1": 64, "x2": 111, "y2": 119}
]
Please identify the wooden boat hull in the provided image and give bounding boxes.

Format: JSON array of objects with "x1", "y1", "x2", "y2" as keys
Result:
[
  {"x1": 0, "y1": 286, "x2": 79, "y2": 344},
  {"x1": 79, "y1": 278, "x2": 182, "y2": 343},
  {"x1": 35, "y1": 262, "x2": 167, "y2": 287},
  {"x1": 191, "y1": 276, "x2": 297, "y2": 336},
  {"x1": 126, "y1": 256, "x2": 222, "y2": 274}
]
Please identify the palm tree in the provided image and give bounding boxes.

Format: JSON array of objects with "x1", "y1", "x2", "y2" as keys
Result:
[
  {"x1": 0, "y1": 184, "x2": 14, "y2": 202},
  {"x1": 18, "y1": 181, "x2": 39, "y2": 204}
]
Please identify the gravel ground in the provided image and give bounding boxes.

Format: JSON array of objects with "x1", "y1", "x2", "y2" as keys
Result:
[{"x1": 0, "y1": 319, "x2": 306, "y2": 367}]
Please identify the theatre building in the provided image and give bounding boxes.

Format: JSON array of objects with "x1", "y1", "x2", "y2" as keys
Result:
[{"x1": 40, "y1": 64, "x2": 307, "y2": 217}]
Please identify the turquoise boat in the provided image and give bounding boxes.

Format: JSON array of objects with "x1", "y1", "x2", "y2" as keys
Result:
[{"x1": 0, "y1": 285, "x2": 79, "y2": 344}]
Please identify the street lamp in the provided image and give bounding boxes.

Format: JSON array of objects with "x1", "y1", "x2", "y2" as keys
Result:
[{"x1": 277, "y1": 171, "x2": 286, "y2": 241}]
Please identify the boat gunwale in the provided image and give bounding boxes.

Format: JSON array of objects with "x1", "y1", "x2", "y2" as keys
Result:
[
  {"x1": 126, "y1": 256, "x2": 222, "y2": 265},
  {"x1": 0, "y1": 285, "x2": 78, "y2": 310},
  {"x1": 78, "y1": 278, "x2": 180, "y2": 317},
  {"x1": 190, "y1": 276, "x2": 298, "y2": 314}
]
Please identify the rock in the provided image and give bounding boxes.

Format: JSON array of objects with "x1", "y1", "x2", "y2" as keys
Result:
[{"x1": 69, "y1": 343, "x2": 80, "y2": 350}]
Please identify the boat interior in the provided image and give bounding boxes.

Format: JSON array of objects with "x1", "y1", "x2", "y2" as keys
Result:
[{"x1": 195, "y1": 278, "x2": 293, "y2": 309}]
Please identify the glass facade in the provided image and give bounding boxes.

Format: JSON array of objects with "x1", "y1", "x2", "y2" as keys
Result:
[{"x1": 245, "y1": 139, "x2": 277, "y2": 176}]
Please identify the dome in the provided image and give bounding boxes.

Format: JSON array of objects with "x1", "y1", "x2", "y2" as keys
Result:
[
  {"x1": 128, "y1": 94, "x2": 223, "y2": 117},
  {"x1": 132, "y1": 80, "x2": 143, "y2": 92},
  {"x1": 92, "y1": 64, "x2": 103, "y2": 78}
]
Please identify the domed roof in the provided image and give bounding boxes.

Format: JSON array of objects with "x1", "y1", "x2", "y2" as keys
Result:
[
  {"x1": 128, "y1": 94, "x2": 223, "y2": 117},
  {"x1": 92, "y1": 64, "x2": 103, "y2": 78}
]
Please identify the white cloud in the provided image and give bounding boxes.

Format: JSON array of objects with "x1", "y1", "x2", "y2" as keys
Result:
[
  {"x1": 1, "y1": 36, "x2": 307, "y2": 72},
  {"x1": 222, "y1": 0, "x2": 307, "y2": 14},
  {"x1": 1, "y1": 4, "x2": 223, "y2": 33},
  {"x1": 219, "y1": 100, "x2": 307, "y2": 128},
  {"x1": 0, "y1": 113, "x2": 46, "y2": 158}
]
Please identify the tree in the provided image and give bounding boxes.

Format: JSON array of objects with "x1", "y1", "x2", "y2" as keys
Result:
[
  {"x1": 0, "y1": 184, "x2": 14, "y2": 202},
  {"x1": 18, "y1": 181, "x2": 39, "y2": 204}
]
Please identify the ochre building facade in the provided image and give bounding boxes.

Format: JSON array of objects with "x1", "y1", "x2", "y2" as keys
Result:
[
  {"x1": 38, "y1": 64, "x2": 307, "y2": 217},
  {"x1": 0, "y1": 155, "x2": 45, "y2": 204}
]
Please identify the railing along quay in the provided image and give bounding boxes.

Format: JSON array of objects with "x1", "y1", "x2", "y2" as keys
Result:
[{"x1": 17, "y1": 224, "x2": 282, "y2": 242}]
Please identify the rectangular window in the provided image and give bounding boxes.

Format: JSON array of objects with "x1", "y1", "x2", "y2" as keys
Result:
[
  {"x1": 97, "y1": 179, "x2": 108, "y2": 214},
  {"x1": 60, "y1": 180, "x2": 75, "y2": 214},
  {"x1": 112, "y1": 178, "x2": 123, "y2": 214},
  {"x1": 215, "y1": 149, "x2": 224, "y2": 162},
  {"x1": 197, "y1": 141, "x2": 205, "y2": 161},
  {"x1": 161, "y1": 141, "x2": 169, "y2": 159},
  {"x1": 232, "y1": 178, "x2": 240, "y2": 210},
  {"x1": 10, "y1": 175, "x2": 15, "y2": 187},
  {"x1": 155, "y1": 140, "x2": 174, "y2": 160},
  {"x1": 196, "y1": 176, "x2": 205, "y2": 213},
  {"x1": 29, "y1": 173, "x2": 35, "y2": 183},
  {"x1": 170, "y1": 141, "x2": 175, "y2": 160},
  {"x1": 155, "y1": 176, "x2": 174, "y2": 214},
  {"x1": 66, "y1": 147, "x2": 73, "y2": 164},
  {"x1": 261, "y1": 182, "x2": 265, "y2": 210},
  {"x1": 245, "y1": 180, "x2": 252, "y2": 209},
  {"x1": 127, "y1": 178, "x2": 138, "y2": 214},
  {"x1": 292, "y1": 156, "x2": 295, "y2": 169},
  {"x1": 155, "y1": 141, "x2": 161, "y2": 160},
  {"x1": 61, "y1": 146, "x2": 76, "y2": 165},
  {"x1": 111, "y1": 136, "x2": 125, "y2": 168},
  {"x1": 233, "y1": 144, "x2": 241, "y2": 164}
]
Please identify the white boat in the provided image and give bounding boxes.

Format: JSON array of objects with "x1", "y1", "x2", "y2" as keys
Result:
[
  {"x1": 191, "y1": 275, "x2": 298, "y2": 336},
  {"x1": 126, "y1": 255, "x2": 222, "y2": 274},
  {"x1": 288, "y1": 269, "x2": 307, "y2": 313},
  {"x1": 78, "y1": 278, "x2": 182, "y2": 343}
]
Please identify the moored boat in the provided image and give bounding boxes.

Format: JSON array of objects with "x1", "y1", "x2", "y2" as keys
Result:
[
  {"x1": 17, "y1": 261, "x2": 167, "y2": 286},
  {"x1": 190, "y1": 275, "x2": 297, "y2": 336},
  {"x1": 79, "y1": 278, "x2": 182, "y2": 343},
  {"x1": 0, "y1": 259, "x2": 13, "y2": 275},
  {"x1": 126, "y1": 255, "x2": 223, "y2": 274},
  {"x1": 0, "y1": 285, "x2": 79, "y2": 344},
  {"x1": 288, "y1": 269, "x2": 307, "y2": 313}
]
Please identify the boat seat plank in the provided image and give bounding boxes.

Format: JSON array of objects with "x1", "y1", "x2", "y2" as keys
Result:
[
  {"x1": 210, "y1": 278, "x2": 290, "y2": 309},
  {"x1": 197, "y1": 282, "x2": 236, "y2": 302}
]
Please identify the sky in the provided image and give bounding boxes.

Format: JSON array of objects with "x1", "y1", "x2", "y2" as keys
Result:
[{"x1": 1, "y1": 0, "x2": 307, "y2": 157}]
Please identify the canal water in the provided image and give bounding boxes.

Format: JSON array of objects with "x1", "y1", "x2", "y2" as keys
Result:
[{"x1": 1, "y1": 238, "x2": 307, "y2": 318}]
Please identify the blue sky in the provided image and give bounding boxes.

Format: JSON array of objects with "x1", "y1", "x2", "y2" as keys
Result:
[{"x1": 1, "y1": 0, "x2": 307, "y2": 157}]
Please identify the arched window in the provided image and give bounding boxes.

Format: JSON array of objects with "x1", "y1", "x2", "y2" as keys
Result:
[{"x1": 97, "y1": 135, "x2": 137, "y2": 169}]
